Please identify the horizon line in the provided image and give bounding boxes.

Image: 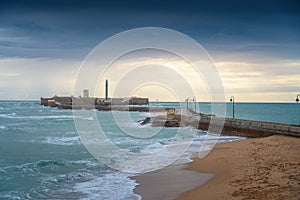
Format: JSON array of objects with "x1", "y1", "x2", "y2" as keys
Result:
[{"x1": 0, "y1": 99, "x2": 298, "y2": 103}]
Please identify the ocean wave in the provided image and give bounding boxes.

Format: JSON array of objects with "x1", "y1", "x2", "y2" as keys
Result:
[
  {"x1": 0, "y1": 159, "x2": 113, "y2": 200},
  {"x1": 0, "y1": 193, "x2": 23, "y2": 200},
  {"x1": 0, "y1": 112, "x2": 16, "y2": 117},
  {"x1": 39, "y1": 136, "x2": 81, "y2": 146},
  {"x1": 0, "y1": 159, "x2": 102, "y2": 177},
  {"x1": 0, "y1": 113, "x2": 93, "y2": 120},
  {"x1": 0, "y1": 160, "x2": 66, "y2": 175},
  {"x1": 17, "y1": 164, "x2": 140, "y2": 200},
  {"x1": 139, "y1": 141, "x2": 165, "y2": 153},
  {"x1": 125, "y1": 133, "x2": 245, "y2": 168},
  {"x1": 138, "y1": 111, "x2": 165, "y2": 118}
]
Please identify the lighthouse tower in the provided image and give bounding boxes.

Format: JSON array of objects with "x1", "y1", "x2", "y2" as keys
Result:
[{"x1": 105, "y1": 79, "x2": 108, "y2": 101}]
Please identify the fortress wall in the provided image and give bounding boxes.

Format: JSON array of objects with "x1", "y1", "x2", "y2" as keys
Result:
[{"x1": 198, "y1": 115, "x2": 300, "y2": 138}]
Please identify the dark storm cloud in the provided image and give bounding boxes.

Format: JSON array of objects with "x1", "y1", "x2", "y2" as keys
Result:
[
  {"x1": 0, "y1": 0, "x2": 299, "y2": 59},
  {"x1": 2, "y1": 0, "x2": 299, "y2": 13}
]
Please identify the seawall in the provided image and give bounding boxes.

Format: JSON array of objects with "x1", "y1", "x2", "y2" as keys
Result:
[
  {"x1": 150, "y1": 109, "x2": 300, "y2": 138},
  {"x1": 40, "y1": 96, "x2": 300, "y2": 138}
]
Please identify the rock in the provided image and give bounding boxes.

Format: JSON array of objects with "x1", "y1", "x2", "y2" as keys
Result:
[{"x1": 138, "y1": 117, "x2": 151, "y2": 125}]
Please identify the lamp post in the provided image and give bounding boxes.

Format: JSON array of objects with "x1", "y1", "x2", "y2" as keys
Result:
[
  {"x1": 297, "y1": 94, "x2": 300, "y2": 124},
  {"x1": 186, "y1": 98, "x2": 189, "y2": 109},
  {"x1": 193, "y1": 96, "x2": 197, "y2": 113},
  {"x1": 230, "y1": 96, "x2": 235, "y2": 119}
]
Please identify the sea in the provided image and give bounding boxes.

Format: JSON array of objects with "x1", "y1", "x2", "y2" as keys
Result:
[{"x1": 0, "y1": 101, "x2": 299, "y2": 199}]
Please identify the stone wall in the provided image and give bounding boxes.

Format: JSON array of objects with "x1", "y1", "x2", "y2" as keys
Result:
[{"x1": 151, "y1": 109, "x2": 300, "y2": 138}]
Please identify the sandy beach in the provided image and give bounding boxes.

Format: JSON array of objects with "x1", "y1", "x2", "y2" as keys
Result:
[{"x1": 134, "y1": 135, "x2": 300, "y2": 200}]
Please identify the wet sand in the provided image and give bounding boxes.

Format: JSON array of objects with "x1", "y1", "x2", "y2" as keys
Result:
[
  {"x1": 134, "y1": 135, "x2": 300, "y2": 200},
  {"x1": 133, "y1": 165, "x2": 213, "y2": 200}
]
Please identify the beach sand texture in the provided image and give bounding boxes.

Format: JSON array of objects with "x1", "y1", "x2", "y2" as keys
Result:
[{"x1": 135, "y1": 135, "x2": 300, "y2": 200}]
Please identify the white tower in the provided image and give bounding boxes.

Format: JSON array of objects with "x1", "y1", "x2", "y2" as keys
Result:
[{"x1": 83, "y1": 89, "x2": 89, "y2": 98}]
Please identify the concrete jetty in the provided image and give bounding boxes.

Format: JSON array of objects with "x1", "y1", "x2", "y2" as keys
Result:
[
  {"x1": 148, "y1": 109, "x2": 300, "y2": 138},
  {"x1": 40, "y1": 95, "x2": 300, "y2": 138}
]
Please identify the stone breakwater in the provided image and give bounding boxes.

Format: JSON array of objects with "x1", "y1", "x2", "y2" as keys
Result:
[
  {"x1": 40, "y1": 96, "x2": 300, "y2": 138},
  {"x1": 143, "y1": 109, "x2": 300, "y2": 138}
]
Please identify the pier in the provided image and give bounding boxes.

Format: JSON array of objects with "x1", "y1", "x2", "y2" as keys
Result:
[
  {"x1": 40, "y1": 92, "x2": 300, "y2": 138},
  {"x1": 147, "y1": 108, "x2": 300, "y2": 138}
]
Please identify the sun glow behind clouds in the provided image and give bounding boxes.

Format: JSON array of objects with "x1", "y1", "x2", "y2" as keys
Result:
[
  {"x1": 132, "y1": 84, "x2": 179, "y2": 102},
  {"x1": 1, "y1": 54, "x2": 299, "y2": 102},
  {"x1": 92, "y1": 48, "x2": 215, "y2": 102},
  {"x1": 215, "y1": 60, "x2": 300, "y2": 102}
]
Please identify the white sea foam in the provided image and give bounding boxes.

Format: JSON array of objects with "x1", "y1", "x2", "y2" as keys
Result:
[
  {"x1": 0, "y1": 160, "x2": 66, "y2": 175},
  {"x1": 23, "y1": 132, "x2": 234, "y2": 198},
  {"x1": 140, "y1": 142, "x2": 165, "y2": 153},
  {"x1": 79, "y1": 123, "x2": 245, "y2": 173},
  {"x1": 73, "y1": 172, "x2": 141, "y2": 200},
  {"x1": 133, "y1": 133, "x2": 245, "y2": 168},
  {"x1": 0, "y1": 193, "x2": 22, "y2": 200},
  {"x1": 145, "y1": 112, "x2": 165, "y2": 118},
  {"x1": 69, "y1": 159, "x2": 100, "y2": 168},
  {"x1": 40, "y1": 136, "x2": 81, "y2": 146}
]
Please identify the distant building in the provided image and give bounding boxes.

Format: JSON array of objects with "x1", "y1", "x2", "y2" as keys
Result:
[
  {"x1": 40, "y1": 96, "x2": 72, "y2": 107},
  {"x1": 40, "y1": 80, "x2": 148, "y2": 108},
  {"x1": 96, "y1": 97, "x2": 148, "y2": 106},
  {"x1": 83, "y1": 89, "x2": 89, "y2": 98}
]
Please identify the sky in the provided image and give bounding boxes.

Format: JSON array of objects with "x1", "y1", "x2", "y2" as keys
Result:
[{"x1": 0, "y1": 0, "x2": 299, "y2": 102}]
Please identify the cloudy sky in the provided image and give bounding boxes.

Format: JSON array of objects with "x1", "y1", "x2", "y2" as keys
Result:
[{"x1": 0, "y1": 0, "x2": 299, "y2": 101}]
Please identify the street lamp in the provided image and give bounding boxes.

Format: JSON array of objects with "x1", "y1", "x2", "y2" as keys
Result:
[
  {"x1": 230, "y1": 96, "x2": 235, "y2": 119},
  {"x1": 297, "y1": 94, "x2": 300, "y2": 125},
  {"x1": 193, "y1": 96, "x2": 197, "y2": 113},
  {"x1": 185, "y1": 98, "x2": 190, "y2": 109}
]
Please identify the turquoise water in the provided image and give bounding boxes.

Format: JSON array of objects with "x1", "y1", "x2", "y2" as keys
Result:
[
  {"x1": 0, "y1": 101, "x2": 139, "y2": 199},
  {"x1": 1, "y1": 100, "x2": 296, "y2": 199}
]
